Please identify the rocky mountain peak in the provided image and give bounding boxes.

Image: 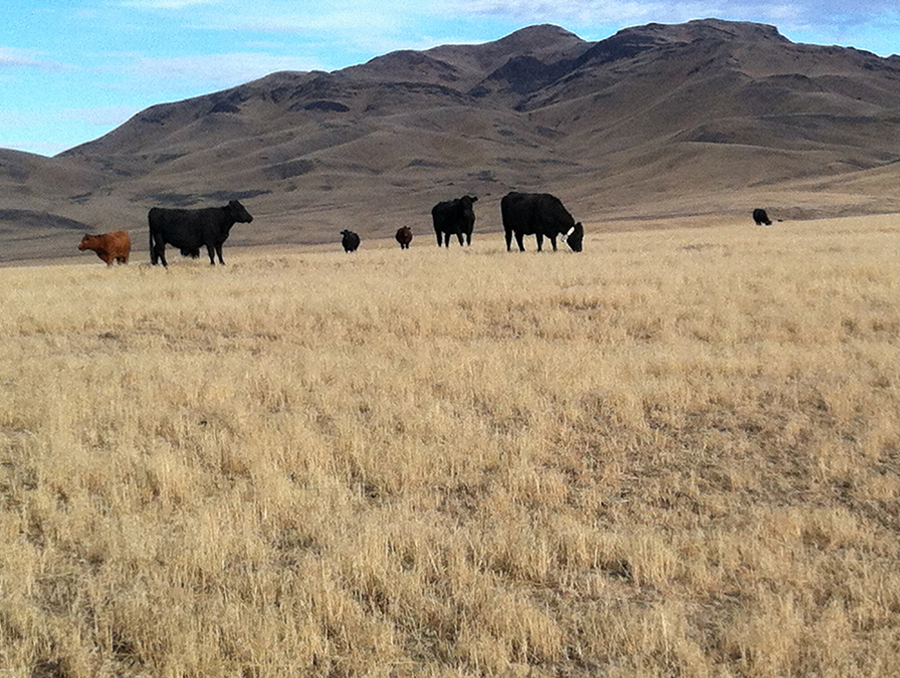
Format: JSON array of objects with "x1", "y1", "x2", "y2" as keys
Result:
[{"x1": 618, "y1": 18, "x2": 788, "y2": 44}]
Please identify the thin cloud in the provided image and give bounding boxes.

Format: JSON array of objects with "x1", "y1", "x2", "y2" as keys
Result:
[
  {"x1": 443, "y1": 0, "x2": 900, "y2": 25},
  {"x1": 201, "y1": 9, "x2": 401, "y2": 36},
  {"x1": 426, "y1": 0, "x2": 899, "y2": 53},
  {"x1": 119, "y1": 0, "x2": 219, "y2": 8},
  {"x1": 0, "y1": 47, "x2": 70, "y2": 72},
  {"x1": 193, "y1": 9, "x2": 420, "y2": 66},
  {"x1": 447, "y1": 0, "x2": 662, "y2": 24}
]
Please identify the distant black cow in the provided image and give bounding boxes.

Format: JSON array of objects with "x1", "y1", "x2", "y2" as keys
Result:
[
  {"x1": 396, "y1": 226, "x2": 413, "y2": 249},
  {"x1": 432, "y1": 195, "x2": 477, "y2": 247},
  {"x1": 753, "y1": 208, "x2": 772, "y2": 226},
  {"x1": 148, "y1": 200, "x2": 253, "y2": 267},
  {"x1": 341, "y1": 230, "x2": 360, "y2": 252},
  {"x1": 501, "y1": 192, "x2": 584, "y2": 252}
]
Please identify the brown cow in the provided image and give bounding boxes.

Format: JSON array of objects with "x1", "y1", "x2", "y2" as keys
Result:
[
  {"x1": 395, "y1": 226, "x2": 413, "y2": 249},
  {"x1": 78, "y1": 231, "x2": 131, "y2": 265}
]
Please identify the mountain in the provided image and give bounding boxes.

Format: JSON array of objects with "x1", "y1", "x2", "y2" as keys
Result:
[{"x1": 3, "y1": 19, "x2": 900, "y2": 262}]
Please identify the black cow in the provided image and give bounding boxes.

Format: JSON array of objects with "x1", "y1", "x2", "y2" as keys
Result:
[
  {"x1": 501, "y1": 192, "x2": 584, "y2": 252},
  {"x1": 753, "y1": 208, "x2": 772, "y2": 226},
  {"x1": 341, "y1": 230, "x2": 360, "y2": 252},
  {"x1": 148, "y1": 200, "x2": 253, "y2": 267},
  {"x1": 432, "y1": 195, "x2": 477, "y2": 247},
  {"x1": 395, "y1": 226, "x2": 413, "y2": 249}
]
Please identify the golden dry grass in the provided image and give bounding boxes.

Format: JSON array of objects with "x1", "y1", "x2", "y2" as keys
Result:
[{"x1": 1, "y1": 215, "x2": 899, "y2": 677}]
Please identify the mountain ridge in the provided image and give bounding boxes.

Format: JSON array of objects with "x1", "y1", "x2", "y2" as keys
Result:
[{"x1": 2, "y1": 19, "x2": 900, "y2": 262}]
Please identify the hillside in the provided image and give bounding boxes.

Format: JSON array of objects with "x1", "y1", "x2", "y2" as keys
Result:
[{"x1": 2, "y1": 19, "x2": 900, "y2": 262}]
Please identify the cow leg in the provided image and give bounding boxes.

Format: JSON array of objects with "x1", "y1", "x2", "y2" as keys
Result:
[
  {"x1": 535, "y1": 233, "x2": 544, "y2": 252},
  {"x1": 515, "y1": 233, "x2": 525, "y2": 252},
  {"x1": 153, "y1": 244, "x2": 168, "y2": 267},
  {"x1": 465, "y1": 232, "x2": 472, "y2": 246},
  {"x1": 206, "y1": 244, "x2": 217, "y2": 265},
  {"x1": 456, "y1": 231, "x2": 464, "y2": 246},
  {"x1": 215, "y1": 243, "x2": 225, "y2": 265},
  {"x1": 435, "y1": 230, "x2": 442, "y2": 247},
  {"x1": 443, "y1": 232, "x2": 451, "y2": 248},
  {"x1": 505, "y1": 229, "x2": 513, "y2": 251},
  {"x1": 549, "y1": 236, "x2": 558, "y2": 252}
]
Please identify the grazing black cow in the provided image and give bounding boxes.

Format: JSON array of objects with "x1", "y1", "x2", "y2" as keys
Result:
[
  {"x1": 501, "y1": 192, "x2": 584, "y2": 252},
  {"x1": 432, "y1": 195, "x2": 477, "y2": 247},
  {"x1": 341, "y1": 230, "x2": 360, "y2": 252},
  {"x1": 753, "y1": 208, "x2": 772, "y2": 226},
  {"x1": 148, "y1": 200, "x2": 253, "y2": 267},
  {"x1": 395, "y1": 226, "x2": 413, "y2": 249}
]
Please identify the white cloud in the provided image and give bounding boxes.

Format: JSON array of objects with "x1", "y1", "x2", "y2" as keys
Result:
[
  {"x1": 0, "y1": 47, "x2": 70, "y2": 72},
  {"x1": 197, "y1": 8, "x2": 402, "y2": 37},
  {"x1": 431, "y1": 0, "x2": 899, "y2": 27},
  {"x1": 446, "y1": 0, "x2": 664, "y2": 24},
  {"x1": 119, "y1": 0, "x2": 219, "y2": 8},
  {"x1": 188, "y1": 9, "x2": 419, "y2": 66}
]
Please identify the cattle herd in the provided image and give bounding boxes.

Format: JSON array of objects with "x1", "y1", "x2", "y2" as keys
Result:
[{"x1": 75, "y1": 191, "x2": 776, "y2": 266}]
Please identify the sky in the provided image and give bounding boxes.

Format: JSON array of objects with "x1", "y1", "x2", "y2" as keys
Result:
[{"x1": 2, "y1": 1, "x2": 898, "y2": 157}]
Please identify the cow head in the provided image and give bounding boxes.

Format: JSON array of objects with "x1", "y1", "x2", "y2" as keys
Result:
[
  {"x1": 564, "y1": 223, "x2": 584, "y2": 252},
  {"x1": 227, "y1": 200, "x2": 254, "y2": 223},
  {"x1": 78, "y1": 234, "x2": 96, "y2": 251}
]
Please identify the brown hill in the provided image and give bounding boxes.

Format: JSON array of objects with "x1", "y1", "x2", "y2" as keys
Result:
[{"x1": 3, "y1": 19, "x2": 900, "y2": 263}]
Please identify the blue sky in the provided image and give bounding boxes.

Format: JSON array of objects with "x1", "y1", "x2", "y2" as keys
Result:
[{"x1": 2, "y1": 1, "x2": 898, "y2": 157}]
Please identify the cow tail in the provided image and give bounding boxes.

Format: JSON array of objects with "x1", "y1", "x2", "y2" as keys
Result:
[{"x1": 149, "y1": 226, "x2": 158, "y2": 265}]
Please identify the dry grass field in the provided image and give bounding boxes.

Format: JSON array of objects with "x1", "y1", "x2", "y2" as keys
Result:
[{"x1": 2, "y1": 215, "x2": 900, "y2": 677}]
